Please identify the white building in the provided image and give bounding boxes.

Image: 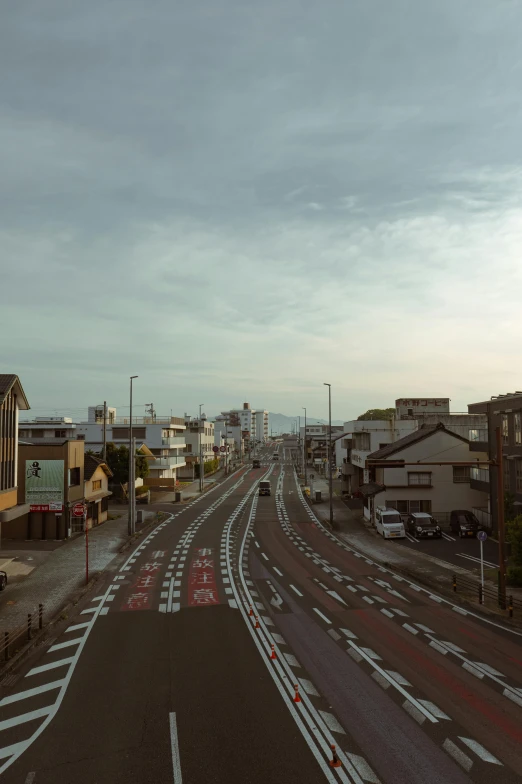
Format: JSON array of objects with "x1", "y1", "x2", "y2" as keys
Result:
[
  {"x1": 252, "y1": 409, "x2": 269, "y2": 442},
  {"x1": 367, "y1": 423, "x2": 489, "y2": 524},
  {"x1": 178, "y1": 417, "x2": 215, "y2": 480},
  {"x1": 217, "y1": 402, "x2": 269, "y2": 447},
  {"x1": 75, "y1": 407, "x2": 186, "y2": 489},
  {"x1": 395, "y1": 398, "x2": 487, "y2": 439},
  {"x1": 19, "y1": 417, "x2": 77, "y2": 441}
]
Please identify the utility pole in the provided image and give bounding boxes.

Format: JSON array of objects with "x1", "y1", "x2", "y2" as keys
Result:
[
  {"x1": 496, "y1": 426, "x2": 506, "y2": 607},
  {"x1": 324, "y1": 383, "x2": 333, "y2": 527},
  {"x1": 199, "y1": 404, "x2": 204, "y2": 493},
  {"x1": 129, "y1": 376, "x2": 138, "y2": 536},
  {"x1": 303, "y1": 407, "x2": 307, "y2": 486},
  {"x1": 102, "y1": 401, "x2": 107, "y2": 462}
]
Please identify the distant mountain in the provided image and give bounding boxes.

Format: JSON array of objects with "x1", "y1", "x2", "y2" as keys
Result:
[{"x1": 267, "y1": 412, "x2": 344, "y2": 434}]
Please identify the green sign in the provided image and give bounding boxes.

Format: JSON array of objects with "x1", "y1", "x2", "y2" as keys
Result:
[{"x1": 25, "y1": 460, "x2": 64, "y2": 504}]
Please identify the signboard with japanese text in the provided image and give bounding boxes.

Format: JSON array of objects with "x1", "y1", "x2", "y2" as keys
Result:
[{"x1": 25, "y1": 460, "x2": 64, "y2": 507}]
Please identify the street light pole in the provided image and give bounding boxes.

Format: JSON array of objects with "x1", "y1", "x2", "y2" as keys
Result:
[
  {"x1": 496, "y1": 426, "x2": 507, "y2": 607},
  {"x1": 303, "y1": 407, "x2": 307, "y2": 486},
  {"x1": 129, "y1": 376, "x2": 138, "y2": 536},
  {"x1": 324, "y1": 383, "x2": 333, "y2": 527},
  {"x1": 199, "y1": 403, "x2": 204, "y2": 493},
  {"x1": 297, "y1": 415, "x2": 301, "y2": 472}
]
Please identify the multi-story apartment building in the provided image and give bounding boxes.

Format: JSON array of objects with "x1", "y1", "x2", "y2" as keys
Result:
[
  {"x1": 178, "y1": 417, "x2": 216, "y2": 480},
  {"x1": 395, "y1": 398, "x2": 487, "y2": 439},
  {"x1": 0, "y1": 375, "x2": 31, "y2": 538},
  {"x1": 216, "y1": 403, "x2": 269, "y2": 449},
  {"x1": 19, "y1": 416, "x2": 77, "y2": 441},
  {"x1": 75, "y1": 406, "x2": 186, "y2": 490},
  {"x1": 468, "y1": 391, "x2": 522, "y2": 533}
]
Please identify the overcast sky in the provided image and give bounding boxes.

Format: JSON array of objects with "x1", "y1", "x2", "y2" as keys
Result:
[{"x1": 2, "y1": 1, "x2": 522, "y2": 422}]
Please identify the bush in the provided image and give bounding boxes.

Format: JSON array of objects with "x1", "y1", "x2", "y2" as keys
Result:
[
  {"x1": 507, "y1": 565, "x2": 522, "y2": 587},
  {"x1": 135, "y1": 485, "x2": 149, "y2": 496}
]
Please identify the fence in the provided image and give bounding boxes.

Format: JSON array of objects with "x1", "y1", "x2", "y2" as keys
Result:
[
  {"x1": 451, "y1": 573, "x2": 522, "y2": 618},
  {"x1": 1, "y1": 604, "x2": 44, "y2": 664}
]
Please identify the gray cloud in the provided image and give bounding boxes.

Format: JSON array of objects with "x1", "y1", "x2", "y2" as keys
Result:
[{"x1": 2, "y1": 0, "x2": 522, "y2": 419}]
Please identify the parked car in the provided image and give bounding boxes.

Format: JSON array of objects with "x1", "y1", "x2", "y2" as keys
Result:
[
  {"x1": 406, "y1": 512, "x2": 442, "y2": 539},
  {"x1": 375, "y1": 507, "x2": 405, "y2": 539},
  {"x1": 0, "y1": 571, "x2": 7, "y2": 591},
  {"x1": 259, "y1": 480, "x2": 271, "y2": 496},
  {"x1": 450, "y1": 509, "x2": 481, "y2": 538},
  {"x1": 272, "y1": 453, "x2": 279, "y2": 461}
]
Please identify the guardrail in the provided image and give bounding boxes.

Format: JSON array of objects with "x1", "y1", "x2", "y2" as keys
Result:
[
  {"x1": 451, "y1": 573, "x2": 522, "y2": 617},
  {"x1": 1, "y1": 604, "x2": 44, "y2": 663}
]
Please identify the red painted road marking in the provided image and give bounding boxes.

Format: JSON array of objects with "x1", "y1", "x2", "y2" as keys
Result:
[
  {"x1": 189, "y1": 548, "x2": 220, "y2": 606},
  {"x1": 353, "y1": 609, "x2": 522, "y2": 744}
]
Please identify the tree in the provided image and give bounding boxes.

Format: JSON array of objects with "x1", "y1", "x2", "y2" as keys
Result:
[
  {"x1": 104, "y1": 442, "x2": 149, "y2": 485},
  {"x1": 357, "y1": 408, "x2": 396, "y2": 421}
]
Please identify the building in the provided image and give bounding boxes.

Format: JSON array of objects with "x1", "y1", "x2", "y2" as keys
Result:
[
  {"x1": 19, "y1": 416, "x2": 77, "y2": 441},
  {"x1": 178, "y1": 417, "x2": 216, "y2": 480},
  {"x1": 0, "y1": 375, "x2": 31, "y2": 539},
  {"x1": 395, "y1": 398, "x2": 487, "y2": 439},
  {"x1": 4, "y1": 439, "x2": 86, "y2": 540},
  {"x1": 252, "y1": 409, "x2": 269, "y2": 443},
  {"x1": 468, "y1": 391, "x2": 522, "y2": 533},
  {"x1": 75, "y1": 407, "x2": 186, "y2": 490},
  {"x1": 216, "y1": 403, "x2": 269, "y2": 449},
  {"x1": 366, "y1": 423, "x2": 489, "y2": 525},
  {"x1": 84, "y1": 454, "x2": 113, "y2": 529}
]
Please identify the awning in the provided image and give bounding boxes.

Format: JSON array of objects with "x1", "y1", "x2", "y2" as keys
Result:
[
  {"x1": 0, "y1": 503, "x2": 31, "y2": 523},
  {"x1": 358, "y1": 482, "x2": 386, "y2": 497},
  {"x1": 84, "y1": 491, "x2": 112, "y2": 503}
]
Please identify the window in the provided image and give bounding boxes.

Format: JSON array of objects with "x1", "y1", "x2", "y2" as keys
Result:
[
  {"x1": 68, "y1": 467, "x2": 81, "y2": 486},
  {"x1": 408, "y1": 472, "x2": 431, "y2": 486},
  {"x1": 516, "y1": 461, "x2": 522, "y2": 492},
  {"x1": 55, "y1": 430, "x2": 66, "y2": 438},
  {"x1": 31, "y1": 431, "x2": 44, "y2": 437},
  {"x1": 19, "y1": 429, "x2": 30, "y2": 438},
  {"x1": 387, "y1": 500, "x2": 431, "y2": 514},
  {"x1": 453, "y1": 466, "x2": 470, "y2": 483},
  {"x1": 515, "y1": 413, "x2": 522, "y2": 445},
  {"x1": 92, "y1": 479, "x2": 102, "y2": 491},
  {"x1": 502, "y1": 414, "x2": 509, "y2": 445},
  {"x1": 387, "y1": 500, "x2": 408, "y2": 515},
  {"x1": 76, "y1": 434, "x2": 85, "y2": 441},
  {"x1": 471, "y1": 465, "x2": 489, "y2": 483}
]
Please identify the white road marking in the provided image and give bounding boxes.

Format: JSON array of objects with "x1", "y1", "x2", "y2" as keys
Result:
[
  {"x1": 452, "y1": 606, "x2": 468, "y2": 616},
  {"x1": 414, "y1": 623, "x2": 435, "y2": 633},
  {"x1": 385, "y1": 671, "x2": 411, "y2": 686},
  {"x1": 272, "y1": 633, "x2": 286, "y2": 645},
  {"x1": 225, "y1": 587, "x2": 233, "y2": 595},
  {"x1": 27, "y1": 658, "x2": 75, "y2": 677},
  {"x1": 0, "y1": 680, "x2": 64, "y2": 707},
  {"x1": 328, "y1": 630, "x2": 342, "y2": 641},
  {"x1": 167, "y1": 578, "x2": 175, "y2": 613},
  {"x1": 380, "y1": 608, "x2": 394, "y2": 619},
  {"x1": 372, "y1": 672, "x2": 390, "y2": 689},
  {"x1": 356, "y1": 585, "x2": 368, "y2": 592},
  {"x1": 340, "y1": 628, "x2": 358, "y2": 639},
  {"x1": 442, "y1": 641, "x2": 466, "y2": 653},
  {"x1": 283, "y1": 653, "x2": 301, "y2": 667},
  {"x1": 24, "y1": 774, "x2": 36, "y2": 784},
  {"x1": 228, "y1": 599, "x2": 238, "y2": 609},
  {"x1": 462, "y1": 662, "x2": 484, "y2": 679},
  {"x1": 319, "y1": 711, "x2": 345, "y2": 734},
  {"x1": 360, "y1": 648, "x2": 381, "y2": 660},
  {"x1": 161, "y1": 592, "x2": 169, "y2": 599},
  {"x1": 362, "y1": 596, "x2": 374, "y2": 605},
  {"x1": 48, "y1": 638, "x2": 83, "y2": 653},
  {"x1": 472, "y1": 662, "x2": 503, "y2": 676},
  {"x1": 429, "y1": 641, "x2": 448, "y2": 655},
  {"x1": 254, "y1": 541, "x2": 260, "y2": 548},
  {"x1": 442, "y1": 739, "x2": 473, "y2": 772},
  {"x1": 273, "y1": 567, "x2": 284, "y2": 577},
  {"x1": 80, "y1": 608, "x2": 96, "y2": 615},
  {"x1": 299, "y1": 678, "x2": 319, "y2": 696},
  {"x1": 290, "y1": 584, "x2": 303, "y2": 597},
  {"x1": 346, "y1": 754, "x2": 380, "y2": 784},
  {"x1": 504, "y1": 688, "x2": 522, "y2": 707},
  {"x1": 261, "y1": 553, "x2": 269, "y2": 561},
  {"x1": 441, "y1": 532, "x2": 455, "y2": 542},
  {"x1": 390, "y1": 608, "x2": 408, "y2": 617},
  {"x1": 458, "y1": 737, "x2": 502, "y2": 764},
  {"x1": 313, "y1": 608, "x2": 332, "y2": 624},
  {"x1": 159, "y1": 604, "x2": 167, "y2": 613},
  {"x1": 327, "y1": 591, "x2": 348, "y2": 606},
  {"x1": 171, "y1": 603, "x2": 181, "y2": 613},
  {"x1": 65, "y1": 622, "x2": 90, "y2": 634},
  {"x1": 346, "y1": 585, "x2": 357, "y2": 593},
  {"x1": 456, "y1": 553, "x2": 498, "y2": 569},
  {"x1": 0, "y1": 706, "x2": 53, "y2": 732},
  {"x1": 418, "y1": 700, "x2": 450, "y2": 720},
  {"x1": 169, "y1": 712, "x2": 183, "y2": 783},
  {"x1": 402, "y1": 700, "x2": 426, "y2": 725},
  {"x1": 403, "y1": 623, "x2": 418, "y2": 635}
]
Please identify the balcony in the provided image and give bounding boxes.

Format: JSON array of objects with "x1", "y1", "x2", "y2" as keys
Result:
[
  {"x1": 161, "y1": 436, "x2": 186, "y2": 447},
  {"x1": 469, "y1": 428, "x2": 489, "y2": 452},
  {"x1": 470, "y1": 465, "x2": 490, "y2": 492},
  {"x1": 150, "y1": 456, "x2": 187, "y2": 469}
]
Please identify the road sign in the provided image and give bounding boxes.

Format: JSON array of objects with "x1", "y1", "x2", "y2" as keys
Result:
[
  {"x1": 220, "y1": 446, "x2": 226, "y2": 453},
  {"x1": 477, "y1": 530, "x2": 488, "y2": 542},
  {"x1": 212, "y1": 446, "x2": 219, "y2": 453},
  {"x1": 72, "y1": 503, "x2": 86, "y2": 518}
]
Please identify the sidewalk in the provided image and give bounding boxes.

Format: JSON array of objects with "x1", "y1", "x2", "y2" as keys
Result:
[
  {"x1": 306, "y1": 485, "x2": 522, "y2": 620},
  {"x1": 0, "y1": 509, "x2": 157, "y2": 636},
  {"x1": 146, "y1": 463, "x2": 244, "y2": 505}
]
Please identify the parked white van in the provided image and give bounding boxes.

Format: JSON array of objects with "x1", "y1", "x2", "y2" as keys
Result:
[{"x1": 375, "y1": 507, "x2": 405, "y2": 539}]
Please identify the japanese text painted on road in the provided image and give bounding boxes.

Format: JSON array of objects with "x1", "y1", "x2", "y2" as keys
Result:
[
  {"x1": 188, "y1": 548, "x2": 219, "y2": 607},
  {"x1": 122, "y1": 551, "x2": 166, "y2": 611}
]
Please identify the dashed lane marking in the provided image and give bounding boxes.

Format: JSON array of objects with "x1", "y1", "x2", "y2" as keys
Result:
[
  {"x1": 458, "y1": 737, "x2": 502, "y2": 765},
  {"x1": 318, "y1": 711, "x2": 345, "y2": 734},
  {"x1": 443, "y1": 739, "x2": 473, "y2": 772},
  {"x1": 0, "y1": 681, "x2": 64, "y2": 708},
  {"x1": 313, "y1": 608, "x2": 332, "y2": 624}
]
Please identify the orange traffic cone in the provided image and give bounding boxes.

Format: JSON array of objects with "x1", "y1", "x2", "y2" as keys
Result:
[
  {"x1": 294, "y1": 684, "x2": 301, "y2": 703},
  {"x1": 270, "y1": 644, "x2": 277, "y2": 660},
  {"x1": 329, "y1": 745, "x2": 341, "y2": 768},
  {"x1": 255, "y1": 615, "x2": 260, "y2": 629}
]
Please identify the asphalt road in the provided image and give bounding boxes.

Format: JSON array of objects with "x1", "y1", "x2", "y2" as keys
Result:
[{"x1": 0, "y1": 441, "x2": 521, "y2": 783}]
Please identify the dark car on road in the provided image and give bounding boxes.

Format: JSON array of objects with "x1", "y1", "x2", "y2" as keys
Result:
[
  {"x1": 0, "y1": 571, "x2": 7, "y2": 591},
  {"x1": 450, "y1": 509, "x2": 481, "y2": 538},
  {"x1": 406, "y1": 512, "x2": 442, "y2": 539},
  {"x1": 259, "y1": 480, "x2": 271, "y2": 496}
]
